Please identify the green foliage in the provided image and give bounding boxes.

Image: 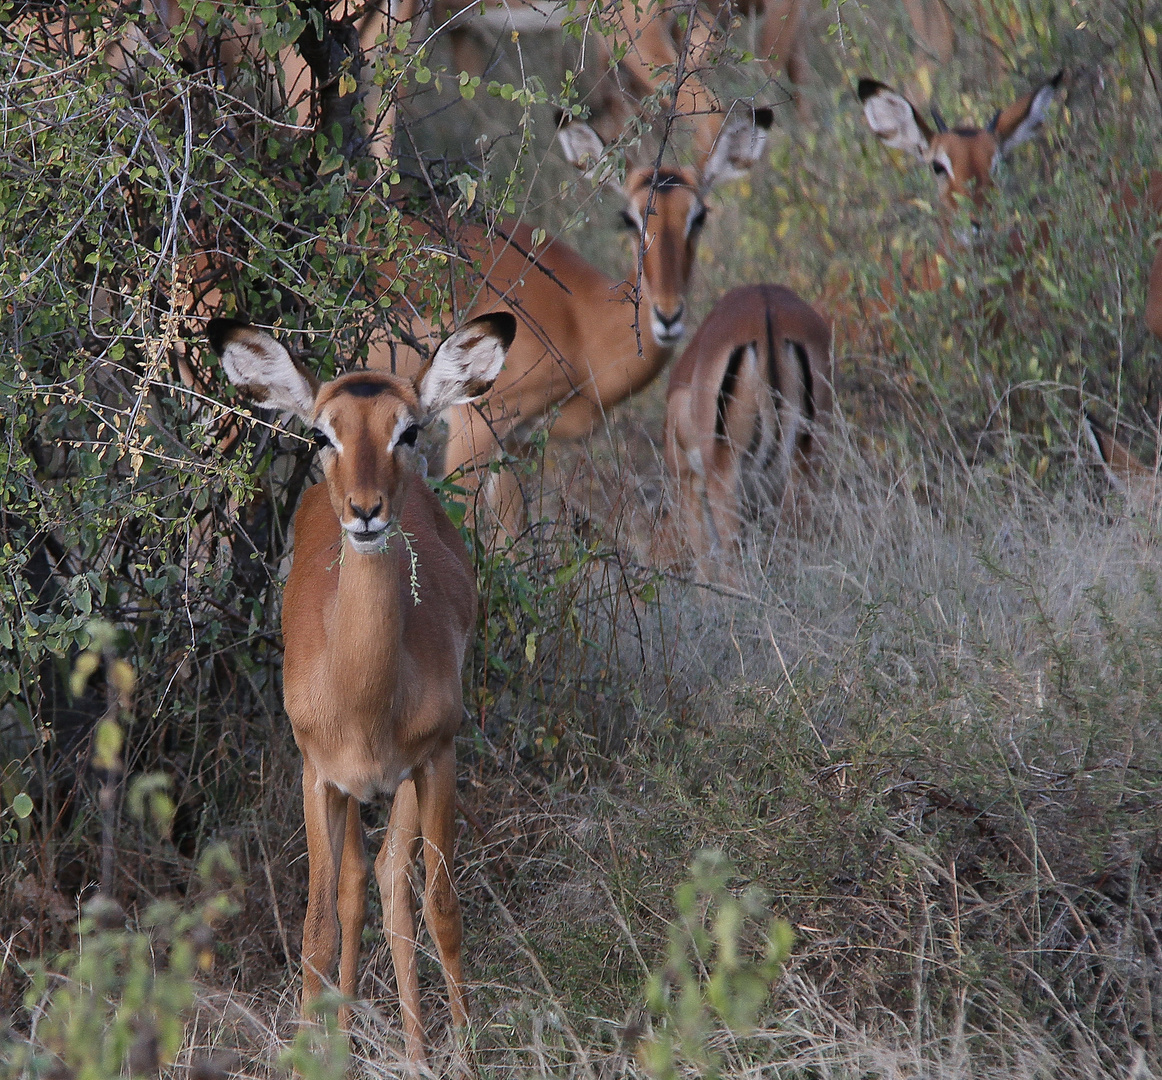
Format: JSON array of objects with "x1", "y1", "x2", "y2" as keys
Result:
[
  {"x1": 4, "y1": 844, "x2": 242, "y2": 1080},
  {"x1": 641, "y1": 851, "x2": 794, "y2": 1080},
  {"x1": 279, "y1": 993, "x2": 349, "y2": 1080},
  {"x1": 0, "y1": 0, "x2": 471, "y2": 959}
]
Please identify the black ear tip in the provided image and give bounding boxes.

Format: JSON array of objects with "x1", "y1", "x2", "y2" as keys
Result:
[
  {"x1": 206, "y1": 316, "x2": 249, "y2": 355},
  {"x1": 475, "y1": 311, "x2": 517, "y2": 350},
  {"x1": 857, "y1": 78, "x2": 883, "y2": 103},
  {"x1": 753, "y1": 106, "x2": 774, "y2": 129}
]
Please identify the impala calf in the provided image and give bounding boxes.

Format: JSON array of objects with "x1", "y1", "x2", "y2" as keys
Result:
[
  {"x1": 659, "y1": 284, "x2": 832, "y2": 566},
  {"x1": 208, "y1": 312, "x2": 516, "y2": 1064}
]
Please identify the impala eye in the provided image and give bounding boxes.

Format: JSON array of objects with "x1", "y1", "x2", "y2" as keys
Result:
[
  {"x1": 313, "y1": 430, "x2": 332, "y2": 449},
  {"x1": 932, "y1": 160, "x2": 949, "y2": 177},
  {"x1": 397, "y1": 423, "x2": 419, "y2": 448},
  {"x1": 689, "y1": 205, "x2": 708, "y2": 232},
  {"x1": 619, "y1": 209, "x2": 638, "y2": 231}
]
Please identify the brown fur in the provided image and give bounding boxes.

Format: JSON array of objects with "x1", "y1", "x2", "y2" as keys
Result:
[
  {"x1": 659, "y1": 284, "x2": 832, "y2": 569},
  {"x1": 210, "y1": 316, "x2": 513, "y2": 1065}
]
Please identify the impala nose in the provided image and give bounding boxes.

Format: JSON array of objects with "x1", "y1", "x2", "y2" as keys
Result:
[{"x1": 349, "y1": 499, "x2": 383, "y2": 524}]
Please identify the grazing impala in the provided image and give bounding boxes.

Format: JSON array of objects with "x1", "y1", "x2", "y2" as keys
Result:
[
  {"x1": 208, "y1": 312, "x2": 516, "y2": 1063},
  {"x1": 659, "y1": 284, "x2": 832, "y2": 567},
  {"x1": 369, "y1": 106, "x2": 774, "y2": 532},
  {"x1": 858, "y1": 70, "x2": 1063, "y2": 241},
  {"x1": 846, "y1": 70, "x2": 1062, "y2": 345}
]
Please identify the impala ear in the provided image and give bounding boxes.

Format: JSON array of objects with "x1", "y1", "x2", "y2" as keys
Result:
[
  {"x1": 207, "y1": 319, "x2": 318, "y2": 421},
  {"x1": 416, "y1": 312, "x2": 516, "y2": 417},
  {"x1": 556, "y1": 115, "x2": 609, "y2": 180},
  {"x1": 699, "y1": 105, "x2": 774, "y2": 191},
  {"x1": 993, "y1": 70, "x2": 1063, "y2": 155},
  {"x1": 858, "y1": 78, "x2": 932, "y2": 160}
]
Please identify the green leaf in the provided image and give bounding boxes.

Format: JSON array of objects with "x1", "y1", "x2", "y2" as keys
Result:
[{"x1": 12, "y1": 792, "x2": 33, "y2": 819}]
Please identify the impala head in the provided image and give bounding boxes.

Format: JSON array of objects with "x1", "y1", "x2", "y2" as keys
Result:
[
  {"x1": 557, "y1": 105, "x2": 774, "y2": 346},
  {"x1": 858, "y1": 71, "x2": 1062, "y2": 238},
  {"x1": 208, "y1": 314, "x2": 516, "y2": 553}
]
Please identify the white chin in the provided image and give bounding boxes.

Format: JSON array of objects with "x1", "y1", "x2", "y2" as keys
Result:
[
  {"x1": 347, "y1": 530, "x2": 389, "y2": 554},
  {"x1": 652, "y1": 323, "x2": 684, "y2": 346}
]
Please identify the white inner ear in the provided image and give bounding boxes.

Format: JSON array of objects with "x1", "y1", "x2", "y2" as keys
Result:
[
  {"x1": 862, "y1": 89, "x2": 931, "y2": 159},
  {"x1": 418, "y1": 321, "x2": 510, "y2": 417},
  {"x1": 387, "y1": 412, "x2": 416, "y2": 451},
  {"x1": 557, "y1": 121, "x2": 608, "y2": 178},
  {"x1": 998, "y1": 82, "x2": 1057, "y2": 156},
  {"x1": 218, "y1": 329, "x2": 317, "y2": 421},
  {"x1": 684, "y1": 198, "x2": 706, "y2": 235},
  {"x1": 316, "y1": 414, "x2": 343, "y2": 453},
  {"x1": 933, "y1": 147, "x2": 955, "y2": 180},
  {"x1": 700, "y1": 113, "x2": 770, "y2": 190}
]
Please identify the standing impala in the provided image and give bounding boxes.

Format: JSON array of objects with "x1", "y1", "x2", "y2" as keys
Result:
[
  {"x1": 659, "y1": 284, "x2": 832, "y2": 567},
  {"x1": 208, "y1": 312, "x2": 516, "y2": 1064},
  {"x1": 389, "y1": 106, "x2": 774, "y2": 532}
]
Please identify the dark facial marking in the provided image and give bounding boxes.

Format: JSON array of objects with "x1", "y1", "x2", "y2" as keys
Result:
[{"x1": 338, "y1": 379, "x2": 388, "y2": 398}]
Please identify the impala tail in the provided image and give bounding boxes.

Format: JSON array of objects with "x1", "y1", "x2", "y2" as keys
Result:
[{"x1": 1084, "y1": 412, "x2": 1157, "y2": 495}]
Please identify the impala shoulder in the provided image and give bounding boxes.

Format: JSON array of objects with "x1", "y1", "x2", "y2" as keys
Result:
[{"x1": 291, "y1": 484, "x2": 342, "y2": 555}]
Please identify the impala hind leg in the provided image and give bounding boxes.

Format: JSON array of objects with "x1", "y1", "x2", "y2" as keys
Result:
[
  {"x1": 415, "y1": 742, "x2": 467, "y2": 1033},
  {"x1": 301, "y1": 761, "x2": 351, "y2": 1017},
  {"x1": 375, "y1": 779, "x2": 426, "y2": 1062},
  {"x1": 336, "y1": 795, "x2": 368, "y2": 1028}
]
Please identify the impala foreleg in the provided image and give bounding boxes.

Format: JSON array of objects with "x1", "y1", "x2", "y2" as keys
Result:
[
  {"x1": 336, "y1": 795, "x2": 368, "y2": 1028},
  {"x1": 416, "y1": 742, "x2": 468, "y2": 1032},
  {"x1": 301, "y1": 761, "x2": 352, "y2": 1017},
  {"x1": 759, "y1": 0, "x2": 811, "y2": 120},
  {"x1": 375, "y1": 778, "x2": 425, "y2": 1061}
]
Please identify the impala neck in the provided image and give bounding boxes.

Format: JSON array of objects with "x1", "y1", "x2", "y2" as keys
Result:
[
  {"x1": 329, "y1": 531, "x2": 406, "y2": 715},
  {"x1": 645, "y1": 333, "x2": 679, "y2": 390}
]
